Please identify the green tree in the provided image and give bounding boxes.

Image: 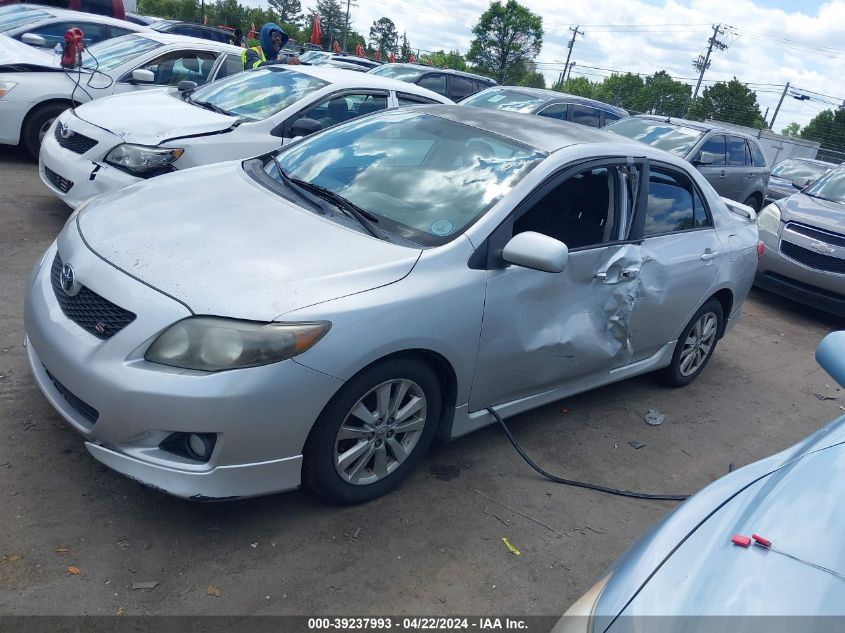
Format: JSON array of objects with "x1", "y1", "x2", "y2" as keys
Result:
[
  {"x1": 399, "y1": 31, "x2": 412, "y2": 61},
  {"x1": 518, "y1": 71, "x2": 545, "y2": 88},
  {"x1": 139, "y1": 0, "x2": 200, "y2": 21},
  {"x1": 466, "y1": 0, "x2": 543, "y2": 85},
  {"x1": 592, "y1": 73, "x2": 646, "y2": 111},
  {"x1": 554, "y1": 76, "x2": 593, "y2": 98},
  {"x1": 781, "y1": 122, "x2": 801, "y2": 137},
  {"x1": 427, "y1": 49, "x2": 467, "y2": 70},
  {"x1": 686, "y1": 78, "x2": 765, "y2": 128},
  {"x1": 368, "y1": 17, "x2": 398, "y2": 55},
  {"x1": 800, "y1": 109, "x2": 845, "y2": 151},
  {"x1": 268, "y1": 0, "x2": 303, "y2": 29},
  {"x1": 311, "y1": 0, "x2": 344, "y2": 49},
  {"x1": 642, "y1": 71, "x2": 690, "y2": 117}
]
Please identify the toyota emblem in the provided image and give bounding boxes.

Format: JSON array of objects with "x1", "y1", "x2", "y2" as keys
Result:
[
  {"x1": 59, "y1": 123, "x2": 72, "y2": 139},
  {"x1": 60, "y1": 263, "x2": 79, "y2": 296}
]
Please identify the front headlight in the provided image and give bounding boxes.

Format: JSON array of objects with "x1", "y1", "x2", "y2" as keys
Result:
[
  {"x1": 0, "y1": 80, "x2": 17, "y2": 98},
  {"x1": 553, "y1": 573, "x2": 612, "y2": 633},
  {"x1": 145, "y1": 317, "x2": 330, "y2": 372},
  {"x1": 756, "y1": 202, "x2": 781, "y2": 234},
  {"x1": 105, "y1": 143, "x2": 184, "y2": 175}
]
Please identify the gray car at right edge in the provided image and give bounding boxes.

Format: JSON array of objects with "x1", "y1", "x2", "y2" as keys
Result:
[
  {"x1": 756, "y1": 167, "x2": 845, "y2": 316},
  {"x1": 606, "y1": 115, "x2": 770, "y2": 212}
]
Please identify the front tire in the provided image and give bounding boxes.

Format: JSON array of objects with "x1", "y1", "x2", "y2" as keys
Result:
[
  {"x1": 23, "y1": 103, "x2": 69, "y2": 158},
  {"x1": 662, "y1": 299, "x2": 723, "y2": 387},
  {"x1": 302, "y1": 357, "x2": 442, "y2": 504}
]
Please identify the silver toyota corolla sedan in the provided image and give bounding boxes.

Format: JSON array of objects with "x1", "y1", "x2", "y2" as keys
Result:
[
  {"x1": 556, "y1": 330, "x2": 845, "y2": 631},
  {"x1": 24, "y1": 106, "x2": 759, "y2": 503}
]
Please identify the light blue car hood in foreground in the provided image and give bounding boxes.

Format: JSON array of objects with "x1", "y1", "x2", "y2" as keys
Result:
[
  {"x1": 75, "y1": 162, "x2": 422, "y2": 321},
  {"x1": 592, "y1": 414, "x2": 845, "y2": 628}
]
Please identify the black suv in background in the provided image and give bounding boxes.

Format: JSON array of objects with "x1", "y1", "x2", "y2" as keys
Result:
[
  {"x1": 148, "y1": 19, "x2": 236, "y2": 44},
  {"x1": 368, "y1": 63, "x2": 495, "y2": 101}
]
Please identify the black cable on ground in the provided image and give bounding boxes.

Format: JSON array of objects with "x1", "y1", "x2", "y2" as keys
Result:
[{"x1": 487, "y1": 407, "x2": 689, "y2": 502}]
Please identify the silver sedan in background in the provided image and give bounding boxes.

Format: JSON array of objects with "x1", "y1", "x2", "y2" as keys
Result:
[
  {"x1": 24, "y1": 106, "x2": 759, "y2": 503},
  {"x1": 766, "y1": 157, "x2": 837, "y2": 202}
]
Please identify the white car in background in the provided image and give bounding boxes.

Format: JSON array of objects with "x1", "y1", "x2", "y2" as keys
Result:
[
  {"x1": 39, "y1": 65, "x2": 451, "y2": 208},
  {"x1": 0, "y1": 4, "x2": 148, "y2": 49},
  {"x1": 0, "y1": 32, "x2": 243, "y2": 156}
]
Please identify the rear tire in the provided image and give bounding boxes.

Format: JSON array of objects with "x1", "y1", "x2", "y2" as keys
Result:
[
  {"x1": 662, "y1": 299, "x2": 723, "y2": 388},
  {"x1": 302, "y1": 357, "x2": 441, "y2": 504},
  {"x1": 743, "y1": 194, "x2": 762, "y2": 214},
  {"x1": 23, "y1": 103, "x2": 69, "y2": 159}
]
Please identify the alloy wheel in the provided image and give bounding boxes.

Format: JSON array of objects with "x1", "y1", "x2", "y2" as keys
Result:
[
  {"x1": 679, "y1": 312, "x2": 718, "y2": 377},
  {"x1": 38, "y1": 117, "x2": 56, "y2": 144}
]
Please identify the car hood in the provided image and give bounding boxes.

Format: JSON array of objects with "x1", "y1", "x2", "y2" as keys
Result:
[
  {"x1": 0, "y1": 33, "x2": 60, "y2": 70},
  {"x1": 74, "y1": 162, "x2": 422, "y2": 321},
  {"x1": 73, "y1": 90, "x2": 238, "y2": 145},
  {"x1": 778, "y1": 192, "x2": 845, "y2": 234},
  {"x1": 591, "y1": 415, "x2": 845, "y2": 627}
]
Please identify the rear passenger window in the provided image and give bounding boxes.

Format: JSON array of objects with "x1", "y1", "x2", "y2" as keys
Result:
[
  {"x1": 727, "y1": 136, "x2": 749, "y2": 166},
  {"x1": 748, "y1": 140, "x2": 767, "y2": 167},
  {"x1": 603, "y1": 111, "x2": 621, "y2": 124},
  {"x1": 450, "y1": 76, "x2": 475, "y2": 100},
  {"x1": 644, "y1": 168, "x2": 697, "y2": 235},
  {"x1": 397, "y1": 93, "x2": 440, "y2": 106},
  {"x1": 417, "y1": 73, "x2": 447, "y2": 96},
  {"x1": 693, "y1": 189, "x2": 711, "y2": 228},
  {"x1": 537, "y1": 103, "x2": 568, "y2": 121},
  {"x1": 571, "y1": 105, "x2": 601, "y2": 127}
]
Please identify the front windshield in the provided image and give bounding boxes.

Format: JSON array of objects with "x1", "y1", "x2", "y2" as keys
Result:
[
  {"x1": 0, "y1": 8, "x2": 50, "y2": 32},
  {"x1": 189, "y1": 67, "x2": 328, "y2": 121},
  {"x1": 804, "y1": 169, "x2": 845, "y2": 204},
  {"x1": 369, "y1": 65, "x2": 426, "y2": 82},
  {"x1": 605, "y1": 117, "x2": 705, "y2": 157},
  {"x1": 299, "y1": 51, "x2": 330, "y2": 63},
  {"x1": 772, "y1": 159, "x2": 831, "y2": 182},
  {"x1": 83, "y1": 35, "x2": 162, "y2": 72},
  {"x1": 462, "y1": 88, "x2": 546, "y2": 112},
  {"x1": 266, "y1": 110, "x2": 546, "y2": 245}
]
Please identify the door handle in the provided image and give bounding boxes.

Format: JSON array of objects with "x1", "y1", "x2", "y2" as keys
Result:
[
  {"x1": 621, "y1": 269, "x2": 639, "y2": 280},
  {"x1": 701, "y1": 250, "x2": 720, "y2": 261},
  {"x1": 595, "y1": 271, "x2": 608, "y2": 280}
]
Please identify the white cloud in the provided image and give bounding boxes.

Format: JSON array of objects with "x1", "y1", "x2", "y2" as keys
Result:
[{"x1": 246, "y1": 0, "x2": 844, "y2": 128}]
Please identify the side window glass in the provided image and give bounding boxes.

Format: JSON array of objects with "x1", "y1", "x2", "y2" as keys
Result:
[
  {"x1": 603, "y1": 111, "x2": 621, "y2": 124},
  {"x1": 644, "y1": 168, "x2": 697, "y2": 235},
  {"x1": 450, "y1": 76, "x2": 474, "y2": 100},
  {"x1": 109, "y1": 27, "x2": 134, "y2": 39},
  {"x1": 537, "y1": 103, "x2": 568, "y2": 121},
  {"x1": 214, "y1": 53, "x2": 244, "y2": 80},
  {"x1": 134, "y1": 51, "x2": 217, "y2": 86},
  {"x1": 748, "y1": 140, "x2": 767, "y2": 167},
  {"x1": 727, "y1": 136, "x2": 749, "y2": 166},
  {"x1": 693, "y1": 188, "x2": 712, "y2": 228},
  {"x1": 292, "y1": 92, "x2": 389, "y2": 133},
  {"x1": 397, "y1": 93, "x2": 439, "y2": 106},
  {"x1": 698, "y1": 135, "x2": 726, "y2": 165},
  {"x1": 416, "y1": 73, "x2": 447, "y2": 96},
  {"x1": 513, "y1": 166, "x2": 618, "y2": 249},
  {"x1": 30, "y1": 22, "x2": 107, "y2": 46},
  {"x1": 570, "y1": 105, "x2": 601, "y2": 127}
]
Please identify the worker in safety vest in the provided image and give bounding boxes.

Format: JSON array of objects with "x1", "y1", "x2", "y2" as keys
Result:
[{"x1": 242, "y1": 23, "x2": 300, "y2": 70}]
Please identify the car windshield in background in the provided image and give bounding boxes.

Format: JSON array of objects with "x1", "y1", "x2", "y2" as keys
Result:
[
  {"x1": 369, "y1": 65, "x2": 427, "y2": 82},
  {"x1": 266, "y1": 111, "x2": 546, "y2": 245},
  {"x1": 772, "y1": 159, "x2": 831, "y2": 182},
  {"x1": 0, "y1": 8, "x2": 50, "y2": 32},
  {"x1": 82, "y1": 36, "x2": 162, "y2": 72},
  {"x1": 189, "y1": 68, "x2": 328, "y2": 121},
  {"x1": 605, "y1": 117, "x2": 705, "y2": 157},
  {"x1": 149, "y1": 20, "x2": 178, "y2": 31},
  {"x1": 804, "y1": 169, "x2": 845, "y2": 204},
  {"x1": 461, "y1": 88, "x2": 546, "y2": 112}
]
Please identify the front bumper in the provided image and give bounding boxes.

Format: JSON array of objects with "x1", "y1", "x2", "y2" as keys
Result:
[
  {"x1": 0, "y1": 98, "x2": 29, "y2": 146},
  {"x1": 24, "y1": 238, "x2": 344, "y2": 499},
  {"x1": 39, "y1": 118, "x2": 140, "y2": 209},
  {"x1": 755, "y1": 226, "x2": 845, "y2": 316}
]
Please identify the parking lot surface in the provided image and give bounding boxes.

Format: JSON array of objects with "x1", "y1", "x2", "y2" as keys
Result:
[{"x1": 0, "y1": 146, "x2": 841, "y2": 616}]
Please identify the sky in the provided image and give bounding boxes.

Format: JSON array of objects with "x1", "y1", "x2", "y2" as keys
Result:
[{"x1": 255, "y1": 0, "x2": 845, "y2": 129}]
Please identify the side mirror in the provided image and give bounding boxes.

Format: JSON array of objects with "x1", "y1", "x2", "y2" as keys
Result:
[
  {"x1": 177, "y1": 80, "x2": 197, "y2": 93},
  {"x1": 502, "y1": 231, "x2": 569, "y2": 273},
  {"x1": 21, "y1": 33, "x2": 47, "y2": 47},
  {"x1": 289, "y1": 117, "x2": 323, "y2": 138},
  {"x1": 693, "y1": 151, "x2": 717, "y2": 166},
  {"x1": 131, "y1": 68, "x2": 155, "y2": 84},
  {"x1": 792, "y1": 176, "x2": 811, "y2": 189}
]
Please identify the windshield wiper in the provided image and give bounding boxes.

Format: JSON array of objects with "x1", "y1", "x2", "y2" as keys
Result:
[
  {"x1": 188, "y1": 97, "x2": 233, "y2": 117},
  {"x1": 288, "y1": 178, "x2": 387, "y2": 241},
  {"x1": 270, "y1": 155, "x2": 331, "y2": 214}
]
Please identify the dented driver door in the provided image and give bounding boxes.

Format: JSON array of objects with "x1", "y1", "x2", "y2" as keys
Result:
[{"x1": 468, "y1": 160, "x2": 647, "y2": 411}]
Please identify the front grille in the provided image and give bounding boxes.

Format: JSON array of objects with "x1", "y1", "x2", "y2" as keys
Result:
[
  {"x1": 45, "y1": 367, "x2": 99, "y2": 426},
  {"x1": 781, "y1": 241, "x2": 845, "y2": 274},
  {"x1": 786, "y1": 222, "x2": 845, "y2": 248},
  {"x1": 50, "y1": 254, "x2": 136, "y2": 340},
  {"x1": 53, "y1": 125, "x2": 98, "y2": 154},
  {"x1": 44, "y1": 165, "x2": 73, "y2": 193}
]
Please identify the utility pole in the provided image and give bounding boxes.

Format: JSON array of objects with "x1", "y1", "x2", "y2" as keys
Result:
[
  {"x1": 341, "y1": 0, "x2": 357, "y2": 53},
  {"x1": 561, "y1": 25, "x2": 584, "y2": 85},
  {"x1": 691, "y1": 24, "x2": 728, "y2": 102},
  {"x1": 564, "y1": 61, "x2": 576, "y2": 83},
  {"x1": 769, "y1": 82, "x2": 790, "y2": 130}
]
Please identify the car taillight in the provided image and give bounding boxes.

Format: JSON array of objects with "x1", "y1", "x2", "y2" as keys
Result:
[{"x1": 757, "y1": 241, "x2": 764, "y2": 258}]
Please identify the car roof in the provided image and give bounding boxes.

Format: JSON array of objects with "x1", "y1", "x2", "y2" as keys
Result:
[
  {"x1": 413, "y1": 104, "x2": 642, "y2": 153},
  {"x1": 9, "y1": 4, "x2": 149, "y2": 29},
  {"x1": 478, "y1": 85, "x2": 629, "y2": 116},
  {"x1": 275, "y1": 65, "x2": 452, "y2": 103},
  {"x1": 633, "y1": 114, "x2": 763, "y2": 141},
  {"x1": 128, "y1": 31, "x2": 242, "y2": 53},
  {"x1": 157, "y1": 20, "x2": 233, "y2": 34},
  {"x1": 376, "y1": 62, "x2": 496, "y2": 84}
]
